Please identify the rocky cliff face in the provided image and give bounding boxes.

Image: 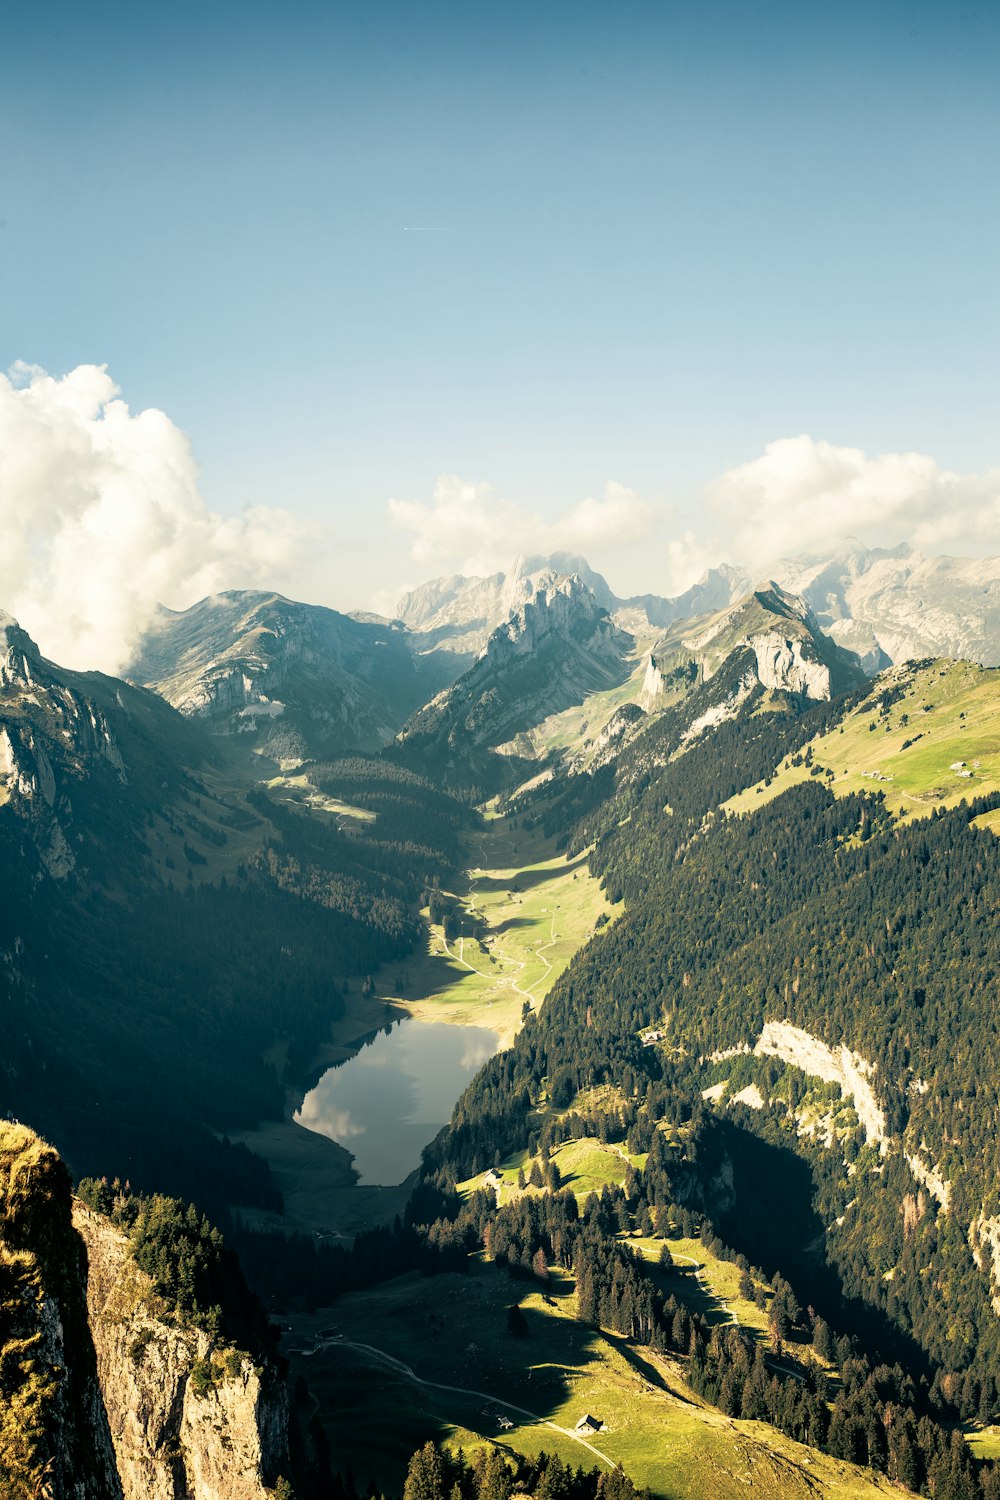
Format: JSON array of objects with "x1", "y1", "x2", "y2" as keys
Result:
[
  {"x1": 0, "y1": 1124, "x2": 122, "y2": 1500},
  {"x1": 641, "y1": 585, "x2": 865, "y2": 719},
  {"x1": 0, "y1": 1126, "x2": 296, "y2": 1498},
  {"x1": 397, "y1": 573, "x2": 634, "y2": 775},
  {"x1": 73, "y1": 1206, "x2": 290, "y2": 1500},
  {"x1": 395, "y1": 553, "x2": 618, "y2": 655}
]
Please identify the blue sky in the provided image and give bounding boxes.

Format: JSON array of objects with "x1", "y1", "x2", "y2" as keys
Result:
[{"x1": 1, "y1": 0, "x2": 998, "y2": 619}]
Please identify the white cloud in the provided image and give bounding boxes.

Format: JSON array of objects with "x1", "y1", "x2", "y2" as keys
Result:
[
  {"x1": 387, "y1": 473, "x2": 660, "y2": 579},
  {"x1": 707, "y1": 435, "x2": 1000, "y2": 568},
  {"x1": 0, "y1": 363, "x2": 309, "y2": 674}
]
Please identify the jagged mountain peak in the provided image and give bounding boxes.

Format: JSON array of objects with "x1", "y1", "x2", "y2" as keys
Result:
[
  {"x1": 396, "y1": 568, "x2": 634, "y2": 787},
  {"x1": 395, "y1": 553, "x2": 616, "y2": 656},
  {"x1": 640, "y1": 581, "x2": 866, "y2": 718},
  {"x1": 129, "y1": 588, "x2": 459, "y2": 765},
  {"x1": 0, "y1": 610, "x2": 43, "y2": 683}
]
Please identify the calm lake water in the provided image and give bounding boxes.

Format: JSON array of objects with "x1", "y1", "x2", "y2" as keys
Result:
[{"x1": 294, "y1": 1019, "x2": 501, "y2": 1185}]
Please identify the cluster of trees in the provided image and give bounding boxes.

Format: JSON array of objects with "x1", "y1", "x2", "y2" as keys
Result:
[
  {"x1": 455, "y1": 1168, "x2": 998, "y2": 1497},
  {"x1": 401, "y1": 1441, "x2": 639, "y2": 1500},
  {"x1": 77, "y1": 1178, "x2": 275, "y2": 1357}
]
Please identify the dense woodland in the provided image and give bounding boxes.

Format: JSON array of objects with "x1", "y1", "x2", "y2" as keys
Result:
[
  {"x1": 0, "y1": 754, "x2": 471, "y2": 1220},
  {"x1": 420, "y1": 661, "x2": 1000, "y2": 1400}
]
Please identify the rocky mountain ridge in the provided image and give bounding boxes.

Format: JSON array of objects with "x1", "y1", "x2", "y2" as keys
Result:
[
  {"x1": 395, "y1": 572, "x2": 634, "y2": 784},
  {"x1": 399, "y1": 544, "x2": 1000, "y2": 677},
  {"x1": 129, "y1": 591, "x2": 462, "y2": 766}
]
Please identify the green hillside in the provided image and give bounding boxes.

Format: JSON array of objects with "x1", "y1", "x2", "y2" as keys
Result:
[{"x1": 725, "y1": 658, "x2": 1000, "y2": 822}]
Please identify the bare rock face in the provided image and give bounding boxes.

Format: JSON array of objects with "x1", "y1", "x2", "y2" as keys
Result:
[
  {"x1": 73, "y1": 1205, "x2": 289, "y2": 1500},
  {"x1": 400, "y1": 573, "x2": 634, "y2": 761},
  {"x1": 748, "y1": 632, "x2": 832, "y2": 700}
]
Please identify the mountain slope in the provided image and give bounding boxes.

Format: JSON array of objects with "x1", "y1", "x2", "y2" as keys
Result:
[
  {"x1": 0, "y1": 609, "x2": 214, "y2": 882},
  {"x1": 724, "y1": 655, "x2": 1000, "y2": 823},
  {"x1": 395, "y1": 573, "x2": 634, "y2": 786},
  {"x1": 0, "y1": 609, "x2": 473, "y2": 1216},
  {"x1": 777, "y1": 545, "x2": 1000, "y2": 670},
  {"x1": 130, "y1": 591, "x2": 459, "y2": 765}
]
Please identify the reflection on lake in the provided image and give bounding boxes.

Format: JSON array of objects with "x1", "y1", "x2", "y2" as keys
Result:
[{"x1": 294, "y1": 1020, "x2": 501, "y2": 1185}]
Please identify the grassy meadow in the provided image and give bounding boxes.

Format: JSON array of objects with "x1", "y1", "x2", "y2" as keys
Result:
[{"x1": 725, "y1": 659, "x2": 1000, "y2": 825}]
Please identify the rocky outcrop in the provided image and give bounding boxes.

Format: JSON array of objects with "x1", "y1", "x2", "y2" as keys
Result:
[
  {"x1": 74, "y1": 1206, "x2": 289, "y2": 1500},
  {"x1": 970, "y1": 1214, "x2": 1000, "y2": 1315},
  {"x1": 398, "y1": 573, "x2": 634, "y2": 771},
  {"x1": 753, "y1": 1021, "x2": 888, "y2": 1150},
  {"x1": 0, "y1": 1123, "x2": 122, "y2": 1500},
  {"x1": 639, "y1": 654, "x2": 665, "y2": 707},
  {"x1": 748, "y1": 631, "x2": 831, "y2": 699}
]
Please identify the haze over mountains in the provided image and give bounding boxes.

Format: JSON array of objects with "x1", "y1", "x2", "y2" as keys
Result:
[{"x1": 80, "y1": 540, "x2": 1000, "y2": 776}]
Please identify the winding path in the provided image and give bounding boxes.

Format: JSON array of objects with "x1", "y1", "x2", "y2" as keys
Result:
[
  {"x1": 670, "y1": 1253, "x2": 739, "y2": 1326},
  {"x1": 444, "y1": 862, "x2": 561, "y2": 1008},
  {"x1": 321, "y1": 1336, "x2": 619, "y2": 1470}
]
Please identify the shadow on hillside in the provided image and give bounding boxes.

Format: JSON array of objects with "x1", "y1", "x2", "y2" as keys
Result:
[
  {"x1": 602, "y1": 1330, "x2": 698, "y2": 1404},
  {"x1": 472, "y1": 851, "x2": 589, "y2": 895},
  {"x1": 714, "y1": 1119, "x2": 933, "y2": 1381},
  {"x1": 492, "y1": 915, "x2": 536, "y2": 934},
  {"x1": 658, "y1": 1261, "x2": 730, "y2": 1327},
  {"x1": 302, "y1": 1269, "x2": 607, "y2": 1495}
]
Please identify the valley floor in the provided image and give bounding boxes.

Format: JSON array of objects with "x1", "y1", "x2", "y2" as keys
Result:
[
  {"x1": 283, "y1": 1249, "x2": 897, "y2": 1500},
  {"x1": 231, "y1": 805, "x2": 615, "y2": 1241}
]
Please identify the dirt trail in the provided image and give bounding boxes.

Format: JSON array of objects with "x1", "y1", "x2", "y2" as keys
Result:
[{"x1": 324, "y1": 1336, "x2": 619, "y2": 1469}]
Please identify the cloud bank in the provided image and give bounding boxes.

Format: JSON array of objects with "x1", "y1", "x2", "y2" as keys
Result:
[
  {"x1": 0, "y1": 363, "x2": 307, "y2": 674},
  {"x1": 387, "y1": 442, "x2": 1000, "y2": 605},
  {"x1": 708, "y1": 436, "x2": 1000, "y2": 573},
  {"x1": 388, "y1": 474, "x2": 660, "y2": 580},
  {"x1": 5, "y1": 361, "x2": 999, "y2": 672}
]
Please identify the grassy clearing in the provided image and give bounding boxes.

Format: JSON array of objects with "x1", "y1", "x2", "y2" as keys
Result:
[
  {"x1": 386, "y1": 815, "x2": 617, "y2": 1046},
  {"x1": 459, "y1": 1137, "x2": 640, "y2": 1207},
  {"x1": 966, "y1": 1426, "x2": 1000, "y2": 1460},
  {"x1": 725, "y1": 659, "x2": 1000, "y2": 826},
  {"x1": 264, "y1": 771, "x2": 377, "y2": 822},
  {"x1": 287, "y1": 1257, "x2": 896, "y2": 1500}
]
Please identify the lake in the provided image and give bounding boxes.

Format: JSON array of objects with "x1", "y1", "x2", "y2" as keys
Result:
[{"x1": 294, "y1": 1019, "x2": 502, "y2": 1185}]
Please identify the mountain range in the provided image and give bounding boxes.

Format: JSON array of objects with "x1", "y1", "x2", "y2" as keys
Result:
[{"x1": 7, "y1": 541, "x2": 1000, "y2": 1499}]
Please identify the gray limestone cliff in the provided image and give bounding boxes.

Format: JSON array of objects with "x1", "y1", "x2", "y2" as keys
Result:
[{"x1": 73, "y1": 1204, "x2": 290, "y2": 1500}]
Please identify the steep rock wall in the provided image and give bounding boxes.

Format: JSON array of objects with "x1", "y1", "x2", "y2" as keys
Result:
[{"x1": 73, "y1": 1205, "x2": 289, "y2": 1500}]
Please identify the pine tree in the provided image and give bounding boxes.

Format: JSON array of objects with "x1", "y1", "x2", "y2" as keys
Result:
[{"x1": 403, "y1": 1443, "x2": 446, "y2": 1500}]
